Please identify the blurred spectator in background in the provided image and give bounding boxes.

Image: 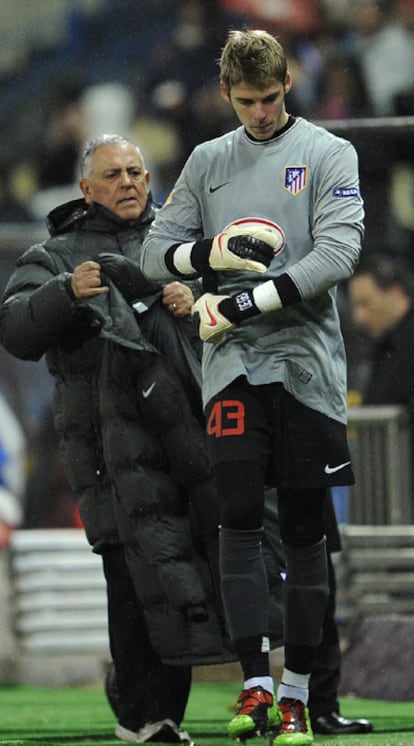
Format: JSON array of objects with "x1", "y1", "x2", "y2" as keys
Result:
[
  {"x1": 30, "y1": 82, "x2": 85, "y2": 220},
  {"x1": 2, "y1": 0, "x2": 414, "y2": 223},
  {"x1": 0, "y1": 163, "x2": 32, "y2": 223},
  {"x1": 316, "y1": 54, "x2": 370, "y2": 120},
  {"x1": 137, "y1": 0, "x2": 229, "y2": 184},
  {"x1": 387, "y1": 82, "x2": 414, "y2": 263},
  {"x1": 349, "y1": 253, "x2": 414, "y2": 401},
  {"x1": 144, "y1": 0, "x2": 225, "y2": 108},
  {"x1": 348, "y1": 253, "x2": 414, "y2": 500},
  {"x1": 2, "y1": 0, "x2": 414, "y2": 203},
  {"x1": 80, "y1": 82, "x2": 135, "y2": 142},
  {"x1": 219, "y1": 0, "x2": 324, "y2": 35},
  {"x1": 350, "y1": 0, "x2": 414, "y2": 116},
  {"x1": 36, "y1": 82, "x2": 85, "y2": 191}
]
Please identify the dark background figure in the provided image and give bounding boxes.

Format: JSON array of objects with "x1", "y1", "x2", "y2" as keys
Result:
[
  {"x1": 35, "y1": 80, "x2": 85, "y2": 191},
  {"x1": 348, "y1": 253, "x2": 414, "y2": 503},
  {"x1": 0, "y1": 163, "x2": 33, "y2": 223},
  {"x1": 308, "y1": 493, "x2": 372, "y2": 735}
]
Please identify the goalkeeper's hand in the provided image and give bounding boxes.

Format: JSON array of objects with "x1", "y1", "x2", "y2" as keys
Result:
[
  {"x1": 208, "y1": 225, "x2": 284, "y2": 273},
  {"x1": 167, "y1": 224, "x2": 285, "y2": 277},
  {"x1": 192, "y1": 281, "x2": 284, "y2": 343},
  {"x1": 192, "y1": 293, "x2": 235, "y2": 343}
]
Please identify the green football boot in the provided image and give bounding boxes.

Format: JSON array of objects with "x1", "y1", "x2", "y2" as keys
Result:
[
  {"x1": 272, "y1": 698, "x2": 313, "y2": 745},
  {"x1": 228, "y1": 686, "x2": 279, "y2": 741}
]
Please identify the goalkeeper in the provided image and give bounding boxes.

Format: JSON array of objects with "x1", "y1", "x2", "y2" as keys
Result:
[{"x1": 141, "y1": 28, "x2": 364, "y2": 746}]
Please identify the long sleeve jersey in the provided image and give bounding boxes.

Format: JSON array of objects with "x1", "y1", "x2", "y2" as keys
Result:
[{"x1": 141, "y1": 117, "x2": 365, "y2": 421}]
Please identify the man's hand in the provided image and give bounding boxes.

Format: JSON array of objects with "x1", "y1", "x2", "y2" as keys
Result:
[
  {"x1": 192, "y1": 292, "x2": 235, "y2": 343},
  {"x1": 70, "y1": 261, "x2": 109, "y2": 299},
  {"x1": 209, "y1": 225, "x2": 284, "y2": 273},
  {"x1": 163, "y1": 281, "x2": 195, "y2": 317}
]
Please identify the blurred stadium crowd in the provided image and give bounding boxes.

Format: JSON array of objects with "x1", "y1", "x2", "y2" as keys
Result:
[{"x1": 0, "y1": 0, "x2": 413, "y2": 213}]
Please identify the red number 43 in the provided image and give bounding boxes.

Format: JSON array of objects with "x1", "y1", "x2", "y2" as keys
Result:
[{"x1": 207, "y1": 400, "x2": 245, "y2": 438}]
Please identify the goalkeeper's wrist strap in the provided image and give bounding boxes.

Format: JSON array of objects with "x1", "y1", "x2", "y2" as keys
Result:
[
  {"x1": 219, "y1": 275, "x2": 301, "y2": 324},
  {"x1": 166, "y1": 239, "x2": 212, "y2": 277}
]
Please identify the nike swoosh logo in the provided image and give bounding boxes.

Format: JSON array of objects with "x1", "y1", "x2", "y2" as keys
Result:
[
  {"x1": 205, "y1": 302, "x2": 218, "y2": 327},
  {"x1": 324, "y1": 461, "x2": 351, "y2": 474},
  {"x1": 209, "y1": 181, "x2": 230, "y2": 193},
  {"x1": 217, "y1": 232, "x2": 225, "y2": 258},
  {"x1": 142, "y1": 382, "x2": 156, "y2": 398}
]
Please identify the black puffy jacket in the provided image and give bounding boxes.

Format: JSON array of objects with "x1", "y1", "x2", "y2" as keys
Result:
[
  {"x1": 0, "y1": 198, "x2": 285, "y2": 664},
  {"x1": 0, "y1": 198, "x2": 158, "y2": 547}
]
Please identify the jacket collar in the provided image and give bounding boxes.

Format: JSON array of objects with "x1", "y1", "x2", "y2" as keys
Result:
[{"x1": 46, "y1": 195, "x2": 155, "y2": 236}]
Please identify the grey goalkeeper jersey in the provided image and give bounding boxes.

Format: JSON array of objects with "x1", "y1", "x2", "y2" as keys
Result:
[{"x1": 141, "y1": 117, "x2": 364, "y2": 422}]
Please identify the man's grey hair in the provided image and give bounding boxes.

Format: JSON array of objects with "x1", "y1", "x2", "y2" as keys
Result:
[{"x1": 80, "y1": 134, "x2": 142, "y2": 179}]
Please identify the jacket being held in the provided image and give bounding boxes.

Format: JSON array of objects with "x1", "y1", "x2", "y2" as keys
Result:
[{"x1": 0, "y1": 198, "x2": 284, "y2": 664}]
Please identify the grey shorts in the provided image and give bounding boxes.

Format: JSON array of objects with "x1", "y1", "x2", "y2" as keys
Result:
[{"x1": 205, "y1": 377, "x2": 354, "y2": 489}]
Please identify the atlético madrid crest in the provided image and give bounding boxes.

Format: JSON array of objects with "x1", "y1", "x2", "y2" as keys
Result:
[{"x1": 284, "y1": 166, "x2": 307, "y2": 195}]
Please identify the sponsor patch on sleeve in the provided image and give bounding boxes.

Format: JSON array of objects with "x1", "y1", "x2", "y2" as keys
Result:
[{"x1": 332, "y1": 187, "x2": 361, "y2": 198}]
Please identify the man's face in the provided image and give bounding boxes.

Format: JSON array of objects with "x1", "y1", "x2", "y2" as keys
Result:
[
  {"x1": 221, "y1": 76, "x2": 291, "y2": 140},
  {"x1": 80, "y1": 143, "x2": 150, "y2": 221},
  {"x1": 349, "y1": 274, "x2": 398, "y2": 337}
]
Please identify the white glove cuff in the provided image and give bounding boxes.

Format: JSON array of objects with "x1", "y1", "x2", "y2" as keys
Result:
[
  {"x1": 173, "y1": 242, "x2": 196, "y2": 275},
  {"x1": 252, "y1": 280, "x2": 282, "y2": 313}
]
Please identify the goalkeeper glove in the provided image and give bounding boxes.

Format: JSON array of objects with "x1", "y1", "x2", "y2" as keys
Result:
[
  {"x1": 192, "y1": 280, "x2": 285, "y2": 343},
  {"x1": 192, "y1": 293, "x2": 236, "y2": 343},
  {"x1": 208, "y1": 225, "x2": 284, "y2": 272},
  {"x1": 169, "y1": 224, "x2": 285, "y2": 276}
]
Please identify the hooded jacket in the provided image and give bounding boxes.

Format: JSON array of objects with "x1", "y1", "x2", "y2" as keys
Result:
[{"x1": 0, "y1": 198, "x2": 284, "y2": 664}]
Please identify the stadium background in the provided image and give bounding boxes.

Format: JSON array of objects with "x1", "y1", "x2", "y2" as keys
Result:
[{"x1": 0, "y1": 0, "x2": 413, "y2": 697}]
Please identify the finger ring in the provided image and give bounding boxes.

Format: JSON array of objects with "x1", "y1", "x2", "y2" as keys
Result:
[{"x1": 172, "y1": 303, "x2": 177, "y2": 310}]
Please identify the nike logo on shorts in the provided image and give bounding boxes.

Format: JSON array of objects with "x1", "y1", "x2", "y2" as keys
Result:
[
  {"x1": 209, "y1": 181, "x2": 230, "y2": 193},
  {"x1": 142, "y1": 382, "x2": 156, "y2": 398},
  {"x1": 324, "y1": 461, "x2": 351, "y2": 474}
]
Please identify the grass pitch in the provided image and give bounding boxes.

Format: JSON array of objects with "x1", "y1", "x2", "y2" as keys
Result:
[{"x1": 0, "y1": 681, "x2": 413, "y2": 745}]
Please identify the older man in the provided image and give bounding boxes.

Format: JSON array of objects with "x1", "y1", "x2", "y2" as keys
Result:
[{"x1": 0, "y1": 134, "x2": 198, "y2": 744}]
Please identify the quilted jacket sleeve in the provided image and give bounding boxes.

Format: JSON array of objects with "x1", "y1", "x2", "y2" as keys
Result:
[{"x1": 0, "y1": 244, "x2": 79, "y2": 361}]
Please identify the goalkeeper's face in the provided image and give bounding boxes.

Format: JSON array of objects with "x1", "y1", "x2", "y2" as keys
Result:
[
  {"x1": 221, "y1": 76, "x2": 291, "y2": 141},
  {"x1": 80, "y1": 143, "x2": 150, "y2": 221}
]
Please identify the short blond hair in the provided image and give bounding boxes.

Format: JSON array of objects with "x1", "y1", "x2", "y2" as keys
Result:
[{"x1": 219, "y1": 29, "x2": 288, "y2": 91}]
